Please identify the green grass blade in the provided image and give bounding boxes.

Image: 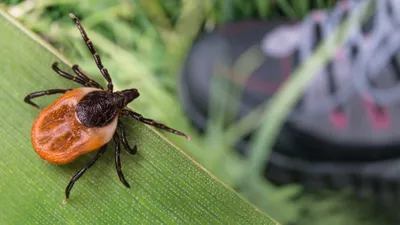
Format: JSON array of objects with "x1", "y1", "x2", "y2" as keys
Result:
[{"x1": 0, "y1": 9, "x2": 277, "y2": 225}]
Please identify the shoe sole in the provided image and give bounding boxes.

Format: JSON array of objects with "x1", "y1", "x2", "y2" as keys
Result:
[{"x1": 265, "y1": 151, "x2": 400, "y2": 206}]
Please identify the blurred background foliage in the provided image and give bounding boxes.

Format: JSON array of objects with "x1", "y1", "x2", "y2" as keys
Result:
[{"x1": 1, "y1": 0, "x2": 398, "y2": 224}]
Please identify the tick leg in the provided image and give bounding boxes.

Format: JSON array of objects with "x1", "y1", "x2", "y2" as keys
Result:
[
  {"x1": 113, "y1": 133, "x2": 131, "y2": 188},
  {"x1": 121, "y1": 109, "x2": 191, "y2": 141},
  {"x1": 65, "y1": 144, "x2": 108, "y2": 199},
  {"x1": 118, "y1": 121, "x2": 137, "y2": 155},
  {"x1": 72, "y1": 64, "x2": 104, "y2": 90},
  {"x1": 69, "y1": 13, "x2": 113, "y2": 92},
  {"x1": 52, "y1": 62, "x2": 88, "y2": 87},
  {"x1": 24, "y1": 89, "x2": 71, "y2": 108}
]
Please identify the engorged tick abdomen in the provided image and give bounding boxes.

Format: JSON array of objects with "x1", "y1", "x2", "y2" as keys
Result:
[{"x1": 31, "y1": 88, "x2": 119, "y2": 165}]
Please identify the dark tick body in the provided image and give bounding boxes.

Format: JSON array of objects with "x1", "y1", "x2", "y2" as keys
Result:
[
  {"x1": 76, "y1": 89, "x2": 139, "y2": 127},
  {"x1": 24, "y1": 13, "x2": 190, "y2": 200}
]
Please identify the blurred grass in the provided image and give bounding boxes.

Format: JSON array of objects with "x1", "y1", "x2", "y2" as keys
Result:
[{"x1": 1, "y1": 0, "x2": 399, "y2": 224}]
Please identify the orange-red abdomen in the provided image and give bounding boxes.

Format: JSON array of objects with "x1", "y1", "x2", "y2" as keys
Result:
[{"x1": 31, "y1": 87, "x2": 118, "y2": 164}]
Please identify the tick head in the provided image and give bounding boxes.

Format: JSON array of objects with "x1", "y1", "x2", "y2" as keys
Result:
[{"x1": 113, "y1": 88, "x2": 140, "y2": 109}]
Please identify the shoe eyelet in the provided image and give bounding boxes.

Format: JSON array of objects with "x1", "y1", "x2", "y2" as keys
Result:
[{"x1": 329, "y1": 107, "x2": 348, "y2": 129}]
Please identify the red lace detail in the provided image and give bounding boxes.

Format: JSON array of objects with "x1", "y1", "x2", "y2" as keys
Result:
[
  {"x1": 330, "y1": 109, "x2": 348, "y2": 129},
  {"x1": 362, "y1": 94, "x2": 391, "y2": 129}
]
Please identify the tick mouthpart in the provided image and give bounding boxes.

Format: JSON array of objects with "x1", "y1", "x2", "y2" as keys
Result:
[{"x1": 121, "y1": 89, "x2": 140, "y2": 105}]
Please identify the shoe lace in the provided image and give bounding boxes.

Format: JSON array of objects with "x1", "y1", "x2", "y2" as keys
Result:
[
  {"x1": 294, "y1": 0, "x2": 400, "y2": 118},
  {"x1": 353, "y1": 0, "x2": 400, "y2": 106},
  {"x1": 290, "y1": 0, "x2": 370, "y2": 116}
]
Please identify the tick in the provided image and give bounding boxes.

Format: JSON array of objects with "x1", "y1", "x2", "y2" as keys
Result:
[{"x1": 24, "y1": 13, "x2": 190, "y2": 200}]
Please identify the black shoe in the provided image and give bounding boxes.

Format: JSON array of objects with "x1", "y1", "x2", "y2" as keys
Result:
[{"x1": 180, "y1": 0, "x2": 400, "y2": 205}]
